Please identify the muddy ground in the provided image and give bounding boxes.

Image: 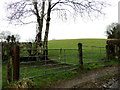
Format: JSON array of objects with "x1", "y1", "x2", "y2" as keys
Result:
[{"x1": 51, "y1": 65, "x2": 120, "y2": 89}]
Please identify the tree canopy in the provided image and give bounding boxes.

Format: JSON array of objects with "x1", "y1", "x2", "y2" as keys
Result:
[{"x1": 106, "y1": 23, "x2": 120, "y2": 39}]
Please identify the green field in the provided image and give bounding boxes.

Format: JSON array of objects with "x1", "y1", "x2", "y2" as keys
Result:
[
  {"x1": 48, "y1": 38, "x2": 107, "y2": 49},
  {"x1": 48, "y1": 38, "x2": 107, "y2": 64},
  {"x1": 3, "y1": 38, "x2": 116, "y2": 88}
]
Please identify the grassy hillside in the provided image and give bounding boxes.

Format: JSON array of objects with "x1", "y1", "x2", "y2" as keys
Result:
[
  {"x1": 48, "y1": 38, "x2": 107, "y2": 64},
  {"x1": 48, "y1": 38, "x2": 107, "y2": 49}
]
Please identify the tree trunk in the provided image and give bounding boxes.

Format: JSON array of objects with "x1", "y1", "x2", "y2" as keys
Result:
[
  {"x1": 33, "y1": 1, "x2": 45, "y2": 61},
  {"x1": 35, "y1": 1, "x2": 45, "y2": 43},
  {"x1": 43, "y1": 1, "x2": 51, "y2": 61}
]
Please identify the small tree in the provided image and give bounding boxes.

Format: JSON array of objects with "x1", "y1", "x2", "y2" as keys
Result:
[
  {"x1": 6, "y1": 35, "x2": 11, "y2": 42},
  {"x1": 106, "y1": 23, "x2": 120, "y2": 59},
  {"x1": 0, "y1": 31, "x2": 20, "y2": 42},
  {"x1": 6, "y1": 35, "x2": 20, "y2": 43},
  {"x1": 11, "y1": 35, "x2": 15, "y2": 42},
  {"x1": 0, "y1": 31, "x2": 11, "y2": 42},
  {"x1": 106, "y1": 23, "x2": 120, "y2": 39}
]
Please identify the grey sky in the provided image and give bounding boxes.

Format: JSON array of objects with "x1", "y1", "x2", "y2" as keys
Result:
[{"x1": 0, "y1": 0, "x2": 119, "y2": 41}]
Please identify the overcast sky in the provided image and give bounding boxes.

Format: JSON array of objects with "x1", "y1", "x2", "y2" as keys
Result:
[{"x1": 0, "y1": 0, "x2": 119, "y2": 41}]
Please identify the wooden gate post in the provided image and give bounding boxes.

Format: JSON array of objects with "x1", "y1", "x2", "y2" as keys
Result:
[
  {"x1": 13, "y1": 45, "x2": 20, "y2": 81},
  {"x1": 78, "y1": 43, "x2": 83, "y2": 69},
  {"x1": 106, "y1": 44, "x2": 110, "y2": 60},
  {"x1": 7, "y1": 43, "x2": 13, "y2": 83}
]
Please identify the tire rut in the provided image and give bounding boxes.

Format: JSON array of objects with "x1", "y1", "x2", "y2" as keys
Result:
[{"x1": 51, "y1": 66, "x2": 119, "y2": 88}]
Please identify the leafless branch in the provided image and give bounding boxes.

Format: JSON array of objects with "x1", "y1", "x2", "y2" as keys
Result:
[
  {"x1": 50, "y1": 0, "x2": 109, "y2": 20},
  {"x1": 15, "y1": 20, "x2": 37, "y2": 25},
  {"x1": 6, "y1": 0, "x2": 42, "y2": 24},
  {"x1": 6, "y1": 0, "x2": 109, "y2": 25}
]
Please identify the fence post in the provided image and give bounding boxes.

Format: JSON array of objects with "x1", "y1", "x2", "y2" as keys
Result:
[
  {"x1": 78, "y1": 43, "x2": 83, "y2": 69},
  {"x1": 106, "y1": 44, "x2": 110, "y2": 60},
  {"x1": 7, "y1": 43, "x2": 13, "y2": 83},
  {"x1": 13, "y1": 45, "x2": 20, "y2": 81},
  {"x1": 59, "y1": 48, "x2": 62, "y2": 62}
]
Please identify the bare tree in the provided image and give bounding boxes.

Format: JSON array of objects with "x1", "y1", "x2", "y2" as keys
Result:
[
  {"x1": 43, "y1": 0, "x2": 109, "y2": 55},
  {"x1": 6, "y1": 0, "x2": 109, "y2": 59},
  {"x1": 0, "y1": 30, "x2": 21, "y2": 42},
  {"x1": 0, "y1": 31, "x2": 11, "y2": 42}
]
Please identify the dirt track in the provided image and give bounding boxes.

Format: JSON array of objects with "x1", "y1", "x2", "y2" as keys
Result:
[{"x1": 51, "y1": 66, "x2": 119, "y2": 88}]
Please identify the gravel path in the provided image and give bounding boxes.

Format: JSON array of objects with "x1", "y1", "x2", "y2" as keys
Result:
[
  {"x1": 51, "y1": 66, "x2": 119, "y2": 88},
  {"x1": 111, "y1": 80, "x2": 119, "y2": 88},
  {"x1": 101, "y1": 75, "x2": 120, "y2": 89}
]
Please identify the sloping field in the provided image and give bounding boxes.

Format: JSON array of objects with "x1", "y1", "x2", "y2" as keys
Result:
[
  {"x1": 48, "y1": 38, "x2": 107, "y2": 64},
  {"x1": 48, "y1": 38, "x2": 107, "y2": 49}
]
